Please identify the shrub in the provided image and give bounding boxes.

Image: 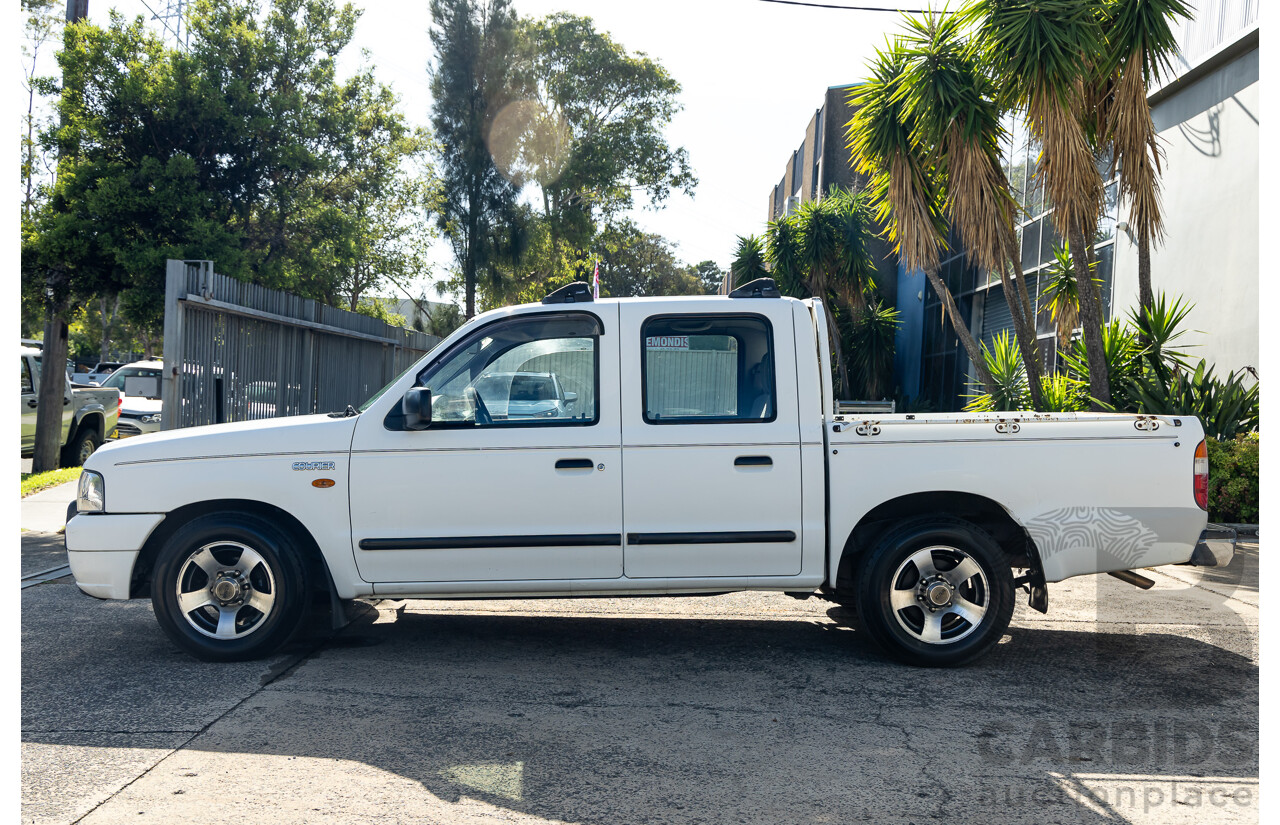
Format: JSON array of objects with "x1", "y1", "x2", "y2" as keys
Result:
[{"x1": 1205, "y1": 433, "x2": 1260, "y2": 523}]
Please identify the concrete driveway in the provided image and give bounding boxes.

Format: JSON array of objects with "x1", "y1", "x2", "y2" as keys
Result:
[{"x1": 22, "y1": 537, "x2": 1257, "y2": 825}]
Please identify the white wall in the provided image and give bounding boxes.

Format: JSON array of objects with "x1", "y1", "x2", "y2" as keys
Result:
[{"x1": 1111, "y1": 47, "x2": 1259, "y2": 377}]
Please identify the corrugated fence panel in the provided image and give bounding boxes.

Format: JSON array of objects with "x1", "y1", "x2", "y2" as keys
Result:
[{"x1": 166, "y1": 260, "x2": 441, "y2": 429}]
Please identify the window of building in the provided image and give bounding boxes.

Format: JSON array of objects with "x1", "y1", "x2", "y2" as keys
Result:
[
  {"x1": 412, "y1": 313, "x2": 601, "y2": 428},
  {"x1": 793, "y1": 146, "x2": 804, "y2": 197},
  {"x1": 641, "y1": 315, "x2": 775, "y2": 424}
]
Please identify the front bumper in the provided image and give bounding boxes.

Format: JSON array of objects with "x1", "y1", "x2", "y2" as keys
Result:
[
  {"x1": 1186, "y1": 524, "x2": 1237, "y2": 568},
  {"x1": 112, "y1": 414, "x2": 161, "y2": 439},
  {"x1": 64, "y1": 512, "x2": 165, "y2": 599}
]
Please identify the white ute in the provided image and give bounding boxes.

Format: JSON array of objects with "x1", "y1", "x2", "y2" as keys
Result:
[{"x1": 65, "y1": 280, "x2": 1233, "y2": 666}]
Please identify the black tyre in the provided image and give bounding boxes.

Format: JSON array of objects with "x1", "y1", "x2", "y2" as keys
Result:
[
  {"x1": 151, "y1": 513, "x2": 312, "y2": 661},
  {"x1": 61, "y1": 425, "x2": 101, "y2": 467},
  {"x1": 854, "y1": 517, "x2": 1015, "y2": 667}
]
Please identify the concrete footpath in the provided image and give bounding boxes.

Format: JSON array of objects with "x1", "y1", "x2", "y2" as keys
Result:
[{"x1": 22, "y1": 480, "x2": 78, "y2": 534}]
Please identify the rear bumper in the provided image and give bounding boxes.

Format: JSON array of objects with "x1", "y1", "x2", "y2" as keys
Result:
[
  {"x1": 64, "y1": 512, "x2": 164, "y2": 599},
  {"x1": 1186, "y1": 524, "x2": 1237, "y2": 568}
]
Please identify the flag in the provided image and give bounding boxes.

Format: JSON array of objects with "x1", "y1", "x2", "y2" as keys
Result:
[{"x1": 592, "y1": 259, "x2": 600, "y2": 300}]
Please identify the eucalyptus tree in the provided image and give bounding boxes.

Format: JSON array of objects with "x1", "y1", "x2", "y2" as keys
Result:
[
  {"x1": 430, "y1": 0, "x2": 523, "y2": 318},
  {"x1": 1100, "y1": 0, "x2": 1192, "y2": 316},
  {"x1": 961, "y1": 0, "x2": 1111, "y2": 407},
  {"x1": 895, "y1": 12, "x2": 1045, "y2": 409},
  {"x1": 846, "y1": 43, "x2": 998, "y2": 398}
]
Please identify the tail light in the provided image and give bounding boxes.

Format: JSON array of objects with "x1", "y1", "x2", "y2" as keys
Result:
[{"x1": 1193, "y1": 439, "x2": 1209, "y2": 510}]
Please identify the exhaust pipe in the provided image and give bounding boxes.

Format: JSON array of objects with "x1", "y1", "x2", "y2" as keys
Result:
[{"x1": 1108, "y1": 570, "x2": 1155, "y2": 590}]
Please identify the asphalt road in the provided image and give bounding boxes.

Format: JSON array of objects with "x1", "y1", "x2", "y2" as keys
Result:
[{"x1": 22, "y1": 535, "x2": 1258, "y2": 825}]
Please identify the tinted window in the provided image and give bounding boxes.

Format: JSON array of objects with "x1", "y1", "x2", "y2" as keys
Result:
[
  {"x1": 642, "y1": 315, "x2": 775, "y2": 424},
  {"x1": 21, "y1": 359, "x2": 33, "y2": 394}
]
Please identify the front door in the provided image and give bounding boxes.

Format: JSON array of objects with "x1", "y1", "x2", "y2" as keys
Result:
[
  {"x1": 349, "y1": 307, "x2": 623, "y2": 584},
  {"x1": 618, "y1": 304, "x2": 804, "y2": 579}
]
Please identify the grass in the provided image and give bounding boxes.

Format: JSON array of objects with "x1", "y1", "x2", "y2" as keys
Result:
[{"x1": 21, "y1": 466, "x2": 82, "y2": 498}]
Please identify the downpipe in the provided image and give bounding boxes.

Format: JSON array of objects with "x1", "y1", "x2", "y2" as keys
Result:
[{"x1": 1107, "y1": 570, "x2": 1155, "y2": 590}]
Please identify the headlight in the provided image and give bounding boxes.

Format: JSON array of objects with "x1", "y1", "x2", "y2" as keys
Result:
[{"x1": 77, "y1": 470, "x2": 105, "y2": 513}]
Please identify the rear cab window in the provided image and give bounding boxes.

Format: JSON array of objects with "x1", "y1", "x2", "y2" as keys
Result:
[{"x1": 641, "y1": 314, "x2": 776, "y2": 424}]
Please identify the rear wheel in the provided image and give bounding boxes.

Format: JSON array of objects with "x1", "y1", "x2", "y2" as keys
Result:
[
  {"x1": 151, "y1": 513, "x2": 311, "y2": 661},
  {"x1": 61, "y1": 425, "x2": 101, "y2": 467},
  {"x1": 854, "y1": 518, "x2": 1015, "y2": 667}
]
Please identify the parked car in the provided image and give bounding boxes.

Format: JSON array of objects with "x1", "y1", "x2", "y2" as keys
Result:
[
  {"x1": 100, "y1": 360, "x2": 163, "y2": 439},
  {"x1": 71, "y1": 361, "x2": 126, "y2": 387},
  {"x1": 20, "y1": 347, "x2": 120, "y2": 466},
  {"x1": 466, "y1": 371, "x2": 579, "y2": 421},
  {"x1": 65, "y1": 280, "x2": 1230, "y2": 665}
]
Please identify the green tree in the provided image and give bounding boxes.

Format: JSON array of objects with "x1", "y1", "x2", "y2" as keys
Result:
[
  {"x1": 686, "y1": 260, "x2": 725, "y2": 295},
  {"x1": 429, "y1": 0, "x2": 523, "y2": 318},
  {"x1": 500, "y1": 13, "x2": 696, "y2": 281},
  {"x1": 595, "y1": 221, "x2": 702, "y2": 298}
]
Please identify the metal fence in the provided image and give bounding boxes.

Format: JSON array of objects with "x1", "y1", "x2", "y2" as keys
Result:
[{"x1": 161, "y1": 260, "x2": 441, "y2": 430}]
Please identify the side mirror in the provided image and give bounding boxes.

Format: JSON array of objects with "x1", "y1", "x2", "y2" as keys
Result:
[
  {"x1": 563, "y1": 391, "x2": 578, "y2": 408},
  {"x1": 401, "y1": 387, "x2": 433, "y2": 430}
]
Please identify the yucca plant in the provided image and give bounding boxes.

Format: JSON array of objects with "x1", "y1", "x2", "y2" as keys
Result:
[
  {"x1": 729, "y1": 235, "x2": 768, "y2": 291},
  {"x1": 1126, "y1": 291, "x2": 1196, "y2": 369},
  {"x1": 1039, "y1": 372, "x2": 1088, "y2": 412},
  {"x1": 1038, "y1": 243, "x2": 1095, "y2": 349},
  {"x1": 1100, "y1": 0, "x2": 1192, "y2": 316},
  {"x1": 1129, "y1": 360, "x2": 1260, "y2": 440},
  {"x1": 847, "y1": 299, "x2": 901, "y2": 399},
  {"x1": 962, "y1": 0, "x2": 1113, "y2": 409},
  {"x1": 1061, "y1": 319, "x2": 1143, "y2": 410},
  {"x1": 963, "y1": 331, "x2": 1031, "y2": 411},
  {"x1": 895, "y1": 12, "x2": 1047, "y2": 409},
  {"x1": 847, "y1": 41, "x2": 998, "y2": 398}
]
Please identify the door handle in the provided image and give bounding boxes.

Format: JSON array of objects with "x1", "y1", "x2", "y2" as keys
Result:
[
  {"x1": 63, "y1": 398, "x2": 71, "y2": 406},
  {"x1": 734, "y1": 455, "x2": 772, "y2": 467},
  {"x1": 555, "y1": 458, "x2": 594, "y2": 470},
  {"x1": 27, "y1": 400, "x2": 38, "y2": 408}
]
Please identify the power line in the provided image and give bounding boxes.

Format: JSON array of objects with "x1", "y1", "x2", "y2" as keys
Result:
[{"x1": 757, "y1": 0, "x2": 940, "y2": 11}]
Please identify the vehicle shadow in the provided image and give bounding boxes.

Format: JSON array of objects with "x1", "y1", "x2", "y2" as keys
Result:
[{"x1": 24, "y1": 594, "x2": 1256, "y2": 824}]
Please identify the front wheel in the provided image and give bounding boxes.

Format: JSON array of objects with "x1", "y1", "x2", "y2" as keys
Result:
[
  {"x1": 151, "y1": 513, "x2": 311, "y2": 661},
  {"x1": 854, "y1": 518, "x2": 1015, "y2": 667}
]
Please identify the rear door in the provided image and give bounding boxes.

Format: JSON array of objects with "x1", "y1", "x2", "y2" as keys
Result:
[{"x1": 618, "y1": 301, "x2": 804, "y2": 578}]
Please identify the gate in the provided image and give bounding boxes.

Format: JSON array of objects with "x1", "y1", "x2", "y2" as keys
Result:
[{"x1": 160, "y1": 260, "x2": 441, "y2": 430}]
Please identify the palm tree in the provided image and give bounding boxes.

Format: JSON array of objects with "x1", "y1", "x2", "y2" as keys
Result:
[
  {"x1": 729, "y1": 234, "x2": 768, "y2": 291},
  {"x1": 962, "y1": 0, "x2": 1112, "y2": 409},
  {"x1": 847, "y1": 41, "x2": 998, "y2": 398},
  {"x1": 1100, "y1": 0, "x2": 1192, "y2": 317},
  {"x1": 895, "y1": 12, "x2": 1046, "y2": 409}
]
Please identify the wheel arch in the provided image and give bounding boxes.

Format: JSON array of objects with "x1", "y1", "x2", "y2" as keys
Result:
[
  {"x1": 835, "y1": 490, "x2": 1043, "y2": 594},
  {"x1": 73, "y1": 410, "x2": 105, "y2": 442},
  {"x1": 130, "y1": 499, "x2": 336, "y2": 604}
]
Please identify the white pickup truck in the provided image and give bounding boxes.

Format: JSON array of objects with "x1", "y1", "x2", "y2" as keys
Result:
[{"x1": 65, "y1": 281, "x2": 1233, "y2": 666}]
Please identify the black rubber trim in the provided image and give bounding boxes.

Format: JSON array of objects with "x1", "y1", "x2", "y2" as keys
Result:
[
  {"x1": 626, "y1": 530, "x2": 796, "y2": 545},
  {"x1": 555, "y1": 458, "x2": 594, "y2": 469},
  {"x1": 359, "y1": 534, "x2": 622, "y2": 551},
  {"x1": 734, "y1": 455, "x2": 772, "y2": 466}
]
